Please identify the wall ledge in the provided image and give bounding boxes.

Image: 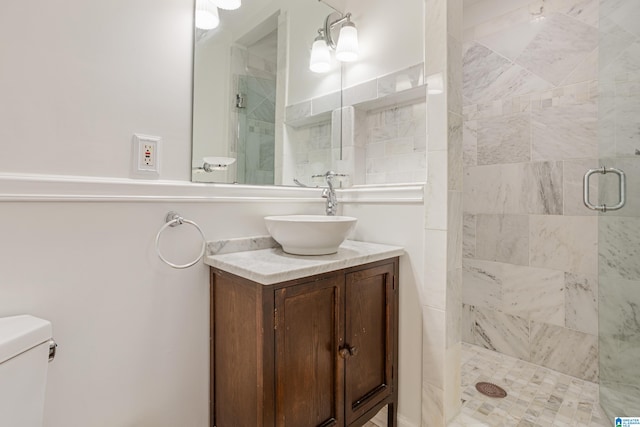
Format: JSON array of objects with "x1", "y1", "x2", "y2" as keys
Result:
[
  {"x1": 340, "y1": 183, "x2": 425, "y2": 204},
  {"x1": 0, "y1": 173, "x2": 424, "y2": 204}
]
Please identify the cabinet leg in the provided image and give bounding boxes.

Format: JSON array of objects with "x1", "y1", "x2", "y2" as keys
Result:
[{"x1": 387, "y1": 403, "x2": 396, "y2": 427}]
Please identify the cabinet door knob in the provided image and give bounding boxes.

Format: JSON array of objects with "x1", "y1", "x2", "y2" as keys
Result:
[{"x1": 339, "y1": 345, "x2": 358, "y2": 359}]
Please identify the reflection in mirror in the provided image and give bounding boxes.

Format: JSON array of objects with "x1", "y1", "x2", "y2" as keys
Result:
[
  {"x1": 192, "y1": 0, "x2": 426, "y2": 188},
  {"x1": 192, "y1": 0, "x2": 343, "y2": 186},
  {"x1": 337, "y1": 0, "x2": 426, "y2": 186}
]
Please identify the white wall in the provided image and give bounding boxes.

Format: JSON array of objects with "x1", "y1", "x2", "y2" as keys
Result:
[
  {"x1": 227, "y1": 0, "x2": 343, "y2": 104},
  {"x1": 198, "y1": 0, "x2": 342, "y2": 106},
  {"x1": 343, "y1": 203, "x2": 424, "y2": 427},
  {"x1": 342, "y1": 0, "x2": 424, "y2": 88},
  {"x1": 192, "y1": 30, "x2": 233, "y2": 169},
  {"x1": 284, "y1": 0, "x2": 343, "y2": 104},
  {"x1": 0, "y1": 192, "x2": 325, "y2": 427},
  {"x1": 0, "y1": 1, "x2": 295, "y2": 425},
  {"x1": 0, "y1": 1, "x2": 426, "y2": 426},
  {"x1": 0, "y1": 0, "x2": 193, "y2": 180}
]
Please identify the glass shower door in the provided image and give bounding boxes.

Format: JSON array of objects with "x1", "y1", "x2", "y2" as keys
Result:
[
  {"x1": 598, "y1": 0, "x2": 640, "y2": 418},
  {"x1": 235, "y1": 75, "x2": 276, "y2": 186}
]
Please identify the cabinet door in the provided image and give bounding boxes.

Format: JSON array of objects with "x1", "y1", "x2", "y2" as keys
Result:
[
  {"x1": 275, "y1": 276, "x2": 344, "y2": 427},
  {"x1": 344, "y1": 263, "x2": 395, "y2": 425},
  {"x1": 212, "y1": 274, "x2": 264, "y2": 427}
]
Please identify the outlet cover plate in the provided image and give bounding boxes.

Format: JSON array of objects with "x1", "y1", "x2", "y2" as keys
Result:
[{"x1": 132, "y1": 133, "x2": 161, "y2": 179}]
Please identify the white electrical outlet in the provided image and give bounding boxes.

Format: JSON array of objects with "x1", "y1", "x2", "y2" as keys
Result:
[{"x1": 132, "y1": 134, "x2": 161, "y2": 178}]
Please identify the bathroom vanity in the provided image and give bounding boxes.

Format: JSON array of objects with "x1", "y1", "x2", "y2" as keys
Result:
[{"x1": 205, "y1": 240, "x2": 403, "y2": 427}]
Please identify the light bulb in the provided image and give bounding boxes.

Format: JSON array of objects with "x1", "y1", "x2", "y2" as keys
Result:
[
  {"x1": 309, "y1": 37, "x2": 331, "y2": 73},
  {"x1": 212, "y1": 0, "x2": 241, "y2": 10},
  {"x1": 335, "y1": 22, "x2": 359, "y2": 62},
  {"x1": 195, "y1": 0, "x2": 220, "y2": 30}
]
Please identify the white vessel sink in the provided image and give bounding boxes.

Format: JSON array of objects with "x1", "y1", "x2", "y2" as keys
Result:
[{"x1": 264, "y1": 215, "x2": 357, "y2": 255}]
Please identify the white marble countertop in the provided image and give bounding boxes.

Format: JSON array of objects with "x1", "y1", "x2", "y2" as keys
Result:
[{"x1": 204, "y1": 240, "x2": 404, "y2": 285}]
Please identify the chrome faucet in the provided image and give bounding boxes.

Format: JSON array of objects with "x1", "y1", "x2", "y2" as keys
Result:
[{"x1": 314, "y1": 171, "x2": 346, "y2": 216}]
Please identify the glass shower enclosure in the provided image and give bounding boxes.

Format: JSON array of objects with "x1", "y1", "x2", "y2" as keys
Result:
[
  {"x1": 234, "y1": 75, "x2": 276, "y2": 186},
  {"x1": 597, "y1": 0, "x2": 640, "y2": 418}
]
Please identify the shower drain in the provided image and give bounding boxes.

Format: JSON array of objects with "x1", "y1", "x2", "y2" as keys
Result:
[{"x1": 475, "y1": 382, "x2": 507, "y2": 398}]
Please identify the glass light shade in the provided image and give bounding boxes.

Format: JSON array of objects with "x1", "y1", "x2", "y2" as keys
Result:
[
  {"x1": 195, "y1": 0, "x2": 220, "y2": 30},
  {"x1": 212, "y1": 0, "x2": 241, "y2": 10},
  {"x1": 335, "y1": 24, "x2": 359, "y2": 62},
  {"x1": 309, "y1": 39, "x2": 331, "y2": 73}
]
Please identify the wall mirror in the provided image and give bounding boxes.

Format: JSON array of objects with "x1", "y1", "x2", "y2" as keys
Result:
[
  {"x1": 191, "y1": 0, "x2": 344, "y2": 186},
  {"x1": 192, "y1": 0, "x2": 427, "y2": 188}
]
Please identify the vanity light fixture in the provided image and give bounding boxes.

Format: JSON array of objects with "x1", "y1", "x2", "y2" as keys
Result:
[
  {"x1": 212, "y1": 0, "x2": 241, "y2": 10},
  {"x1": 309, "y1": 30, "x2": 332, "y2": 73},
  {"x1": 195, "y1": 0, "x2": 220, "y2": 30},
  {"x1": 309, "y1": 11, "x2": 359, "y2": 73},
  {"x1": 335, "y1": 16, "x2": 359, "y2": 62}
]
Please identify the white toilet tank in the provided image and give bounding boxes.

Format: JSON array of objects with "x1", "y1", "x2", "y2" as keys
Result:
[{"x1": 0, "y1": 315, "x2": 53, "y2": 427}]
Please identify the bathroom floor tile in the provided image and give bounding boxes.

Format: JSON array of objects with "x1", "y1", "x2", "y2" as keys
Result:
[{"x1": 450, "y1": 343, "x2": 609, "y2": 427}]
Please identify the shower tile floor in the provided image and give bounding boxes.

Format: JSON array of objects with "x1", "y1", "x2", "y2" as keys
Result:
[{"x1": 449, "y1": 343, "x2": 609, "y2": 427}]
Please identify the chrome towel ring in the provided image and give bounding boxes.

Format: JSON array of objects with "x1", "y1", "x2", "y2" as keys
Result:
[{"x1": 155, "y1": 211, "x2": 207, "y2": 269}]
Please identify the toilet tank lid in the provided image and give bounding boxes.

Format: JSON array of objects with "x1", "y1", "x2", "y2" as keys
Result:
[{"x1": 0, "y1": 315, "x2": 52, "y2": 364}]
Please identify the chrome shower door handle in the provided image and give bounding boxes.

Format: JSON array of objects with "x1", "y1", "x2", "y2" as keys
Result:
[{"x1": 583, "y1": 166, "x2": 626, "y2": 212}]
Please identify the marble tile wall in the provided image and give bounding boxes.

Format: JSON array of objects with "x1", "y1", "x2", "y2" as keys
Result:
[
  {"x1": 289, "y1": 120, "x2": 335, "y2": 187},
  {"x1": 236, "y1": 76, "x2": 276, "y2": 185},
  {"x1": 287, "y1": 64, "x2": 428, "y2": 187},
  {"x1": 229, "y1": 45, "x2": 279, "y2": 185},
  {"x1": 331, "y1": 106, "x2": 367, "y2": 186},
  {"x1": 599, "y1": 217, "x2": 640, "y2": 417},
  {"x1": 287, "y1": 101, "x2": 428, "y2": 187},
  {"x1": 597, "y1": 3, "x2": 640, "y2": 415},
  {"x1": 461, "y1": 0, "x2": 602, "y2": 383},
  {"x1": 421, "y1": 0, "x2": 463, "y2": 424},
  {"x1": 364, "y1": 102, "x2": 427, "y2": 184},
  {"x1": 243, "y1": 118, "x2": 275, "y2": 185}
]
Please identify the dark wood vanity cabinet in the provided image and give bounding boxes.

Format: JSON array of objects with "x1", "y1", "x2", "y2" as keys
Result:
[{"x1": 210, "y1": 257, "x2": 399, "y2": 427}]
